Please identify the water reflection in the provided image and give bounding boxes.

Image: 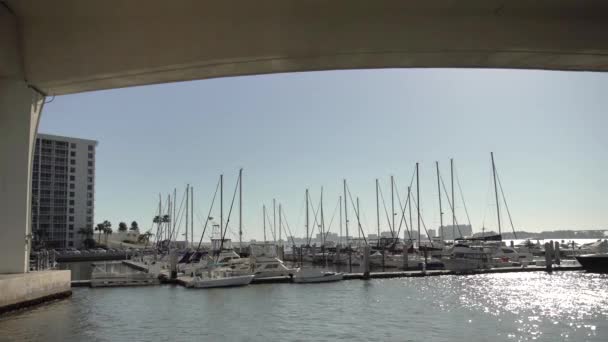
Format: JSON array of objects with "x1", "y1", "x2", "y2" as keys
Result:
[{"x1": 0, "y1": 272, "x2": 606, "y2": 341}]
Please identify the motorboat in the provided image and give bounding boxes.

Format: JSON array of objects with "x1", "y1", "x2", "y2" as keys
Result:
[
  {"x1": 292, "y1": 268, "x2": 344, "y2": 283},
  {"x1": 442, "y1": 243, "x2": 492, "y2": 272},
  {"x1": 249, "y1": 243, "x2": 296, "y2": 279},
  {"x1": 180, "y1": 250, "x2": 251, "y2": 277},
  {"x1": 575, "y1": 253, "x2": 608, "y2": 273},
  {"x1": 187, "y1": 267, "x2": 254, "y2": 288}
]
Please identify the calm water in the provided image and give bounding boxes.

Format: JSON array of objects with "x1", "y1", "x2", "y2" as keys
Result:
[{"x1": 1, "y1": 272, "x2": 606, "y2": 341}]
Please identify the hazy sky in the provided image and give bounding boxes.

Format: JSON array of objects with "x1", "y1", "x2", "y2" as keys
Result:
[{"x1": 39, "y1": 69, "x2": 608, "y2": 241}]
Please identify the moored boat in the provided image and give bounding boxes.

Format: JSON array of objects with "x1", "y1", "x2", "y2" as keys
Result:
[
  {"x1": 575, "y1": 253, "x2": 608, "y2": 273},
  {"x1": 292, "y1": 268, "x2": 344, "y2": 283}
]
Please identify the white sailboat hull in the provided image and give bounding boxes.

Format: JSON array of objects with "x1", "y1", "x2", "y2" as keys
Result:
[
  {"x1": 293, "y1": 269, "x2": 344, "y2": 283},
  {"x1": 187, "y1": 274, "x2": 254, "y2": 288},
  {"x1": 442, "y1": 258, "x2": 489, "y2": 272}
]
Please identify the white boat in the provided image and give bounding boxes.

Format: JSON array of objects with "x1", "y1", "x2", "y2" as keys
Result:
[
  {"x1": 180, "y1": 249, "x2": 251, "y2": 277},
  {"x1": 442, "y1": 243, "x2": 492, "y2": 272},
  {"x1": 187, "y1": 267, "x2": 254, "y2": 288},
  {"x1": 292, "y1": 268, "x2": 344, "y2": 283},
  {"x1": 249, "y1": 243, "x2": 296, "y2": 279}
]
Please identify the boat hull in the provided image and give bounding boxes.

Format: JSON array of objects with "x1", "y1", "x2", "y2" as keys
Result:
[
  {"x1": 187, "y1": 275, "x2": 254, "y2": 288},
  {"x1": 575, "y1": 254, "x2": 608, "y2": 273},
  {"x1": 442, "y1": 258, "x2": 489, "y2": 273},
  {"x1": 293, "y1": 273, "x2": 344, "y2": 283}
]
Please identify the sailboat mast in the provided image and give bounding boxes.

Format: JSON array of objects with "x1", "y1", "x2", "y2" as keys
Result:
[
  {"x1": 339, "y1": 196, "x2": 343, "y2": 246},
  {"x1": 356, "y1": 197, "x2": 361, "y2": 241},
  {"x1": 343, "y1": 180, "x2": 349, "y2": 245},
  {"x1": 185, "y1": 184, "x2": 189, "y2": 246},
  {"x1": 491, "y1": 152, "x2": 502, "y2": 236},
  {"x1": 279, "y1": 203, "x2": 282, "y2": 247},
  {"x1": 239, "y1": 168, "x2": 243, "y2": 249},
  {"x1": 273, "y1": 198, "x2": 276, "y2": 245},
  {"x1": 220, "y1": 174, "x2": 223, "y2": 239},
  {"x1": 407, "y1": 186, "x2": 412, "y2": 241},
  {"x1": 451, "y1": 158, "x2": 455, "y2": 240},
  {"x1": 436, "y1": 161, "x2": 443, "y2": 240},
  {"x1": 263, "y1": 205, "x2": 267, "y2": 243},
  {"x1": 191, "y1": 185, "x2": 194, "y2": 247},
  {"x1": 320, "y1": 188, "x2": 325, "y2": 245},
  {"x1": 305, "y1": 189, "x2": 309, "y2": 245},
  {"x1": 173, "y1": 188, "x2": 177, "y2": 236},
  {"x1": 391, "y1": 175, "x2": 395, "y2": 236},
  {"x1": 416, "y1": 163, "x2": 421, "y2": 244},
  {"x1": 376, "y1": 179, "x2": 380, "y2": 241}
]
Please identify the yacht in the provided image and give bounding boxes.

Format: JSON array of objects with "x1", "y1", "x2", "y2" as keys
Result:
[
  {"x1": 249, "y1": 243, "x2": 296, "y2": 279},
  {"x1": 292, "y1": 268, "x2": 344, "y2": 283},
  {"x1": 187, "y1": 267, "x2": 254, "y2": 289},
  {"x1": 442, "y1": 242, "x2": 492, "y2": 272},
  {"x1": 575, "y1": 253, "x2": 608, "y2": 273}
]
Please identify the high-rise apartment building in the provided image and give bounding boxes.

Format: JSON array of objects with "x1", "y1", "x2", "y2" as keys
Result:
[{"x1": 31, "y1": 134, "x2": 97, "y2": 248}]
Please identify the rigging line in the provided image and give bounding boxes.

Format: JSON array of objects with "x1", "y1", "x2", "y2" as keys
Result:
[
  {"x1": 409, "y1": 190, "x2": 433, "y2": 246},
  {"x1": 280, "y1": 206, "x2": 297, "y2": 247},
  {"x1": 481, "y1": 165, "x2": 494, "y2": 232},
  {"x1": 495, "y1": 169, "x2": 518, "y2": 239},
  {"x1": 345, "y1": 183, "x2": 368, "y2": 245},
  {"x1": 306, "y1": 190, "x2": 322, "y2": 245},
  {"x1": 455, "y1": 167, "x2": 473, "y2": 228},
  {"x1": 218, "y1": 174, "x2": 240, "y2": 258},
  {"x1": 264, "y1": 207, "x2": 276, "y2": 242},
  {"x1": 294, "y1": 196, "x2": 306, "y2": 239},
  {"x1": 439, "y1": 174, "x2": 463, "y2": 238},
  {"x1": 171, "y1": 188, "x2": 189, "y2": 242},
  {"x1": 378, "y1": 183, "x2": 394, "y2": 236},
  {"x1": 323, "y1": 197, "x2": 341, "y2": 241},
  {"x1": 393, "y1": 167, "x2": 416, "y2": 240},
  {"x1": 196, "y1": 178, "x2": 220, "y2": 251},
  {"x1": 393, "y1": 179, "x2": 411, "y2": 240}
]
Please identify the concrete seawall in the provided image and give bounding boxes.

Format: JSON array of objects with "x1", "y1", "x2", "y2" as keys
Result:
[{"x1": 0, "y1": 270, "x2": 71, "y2": 314}]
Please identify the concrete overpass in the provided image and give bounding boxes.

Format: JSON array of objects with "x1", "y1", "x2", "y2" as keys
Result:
[{"x1": 1, "y1": 0, "x2": 607, "y2": 301}]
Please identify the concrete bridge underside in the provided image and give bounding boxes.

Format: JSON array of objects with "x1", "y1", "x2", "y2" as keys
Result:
[{"x1": 1, "y1": 0, "x2": 608, "y2": 274}]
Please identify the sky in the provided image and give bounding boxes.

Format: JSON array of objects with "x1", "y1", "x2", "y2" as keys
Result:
[{"x1": 39, "y1": 69, "x2": 608, "y2": 242}]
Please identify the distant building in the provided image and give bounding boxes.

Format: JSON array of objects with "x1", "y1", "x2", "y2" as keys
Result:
[
  {"x1": 428, "y1": 229, "x2": 436, "y2": 238},
  {"x1": 439, "y1": 224, "x2": 473, "y2": 240},
  {"x1": 31, "y1": 134, "x2": 97, "y2": 248}
]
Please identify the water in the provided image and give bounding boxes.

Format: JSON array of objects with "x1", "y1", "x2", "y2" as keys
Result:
[{"x1": 1, "y1": 272, "x2": 606, "y2": 341}]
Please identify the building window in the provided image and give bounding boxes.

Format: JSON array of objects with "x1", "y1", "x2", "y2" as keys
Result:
[
  {"x1": 68, "y1": 241, "x2": 74, "y2": 247},
  {"x1": 87, "y1": 185, "x2": 93, "y2": 190},
  {"x1": 87, "y1": 208, "x2": 92, "y2": 214},
  {"x1": 88, "y1": 145, "x2": 94, "y2": 151},
  {"x1": 87, "y1": 192, "x2": 93, "y2": 198},
  {"x1": 69, "y1": 200, "x2": 74, "y2": 205},
  {"x1": 69, "y1": 208, "x2": 74, "y2": 214},
  {"x1": 69, "y1": 216, "x2": 74, "y2": 222},
  {"x1": 87, "y1": 200, "x2": 92, "y2": 206},
  {"x1": 69, "y1": 224, "x2": 74, "y2": 230},
  {"x1": 70, "y1": 151, "x2": 76, "y2": 157},
  {"x1": 70, "y1": 183, "x2": 75, "y2": 189},
  {"x1": 70, "y1": 167, "x2": 76, "y2": 173},
  {"x1": 69, "y1": 192, "x2": 75, "y2": 197},
  {"x1": 88, "y1": 161, "x2": 93, "y2": 167},
  {"x1": 70, "y1": 175, "x2": 75, "y2": 181},
  {"x1": 70, "y1": 159, "x2": 75, "y2": 165},
  {"x1": 88, "y1": 169, "x2": 93, "y2": 175},
  {"x1": 87, "y1": 216, "x2": 92, "y2": 223},
  {"x1": 88, "y1": 177, "x2": 93, "y2": 183},
  {"x1": 70, "y1": 143, "x2": 76, "y2": 148},
  {"x1": 69, "y1": 233, "x2": 74, "y2": 238}
]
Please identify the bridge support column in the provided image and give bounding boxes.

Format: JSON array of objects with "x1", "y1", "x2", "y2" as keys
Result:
[{"x1": 0, "y1": 79, "x2": 44, "y2": 274}]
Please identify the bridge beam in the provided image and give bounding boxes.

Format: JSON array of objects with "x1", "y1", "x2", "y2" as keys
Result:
[{"x1": 0, "y1": 5, "x2": 44, "y2": 274}]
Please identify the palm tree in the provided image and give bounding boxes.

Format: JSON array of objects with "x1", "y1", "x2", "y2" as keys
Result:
[
  {"x1": 94, "y1": 223, "x2": 105, "y2": 244},
  {"x1": 130, "y1": 221, "x2": 139, "y2": 231},
  {"x1": 118, "y1": 222, "x2": 128, "y2": 232},
  {"x1": 104, "y1": 227, "x2": 113, "y2": 245}
]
